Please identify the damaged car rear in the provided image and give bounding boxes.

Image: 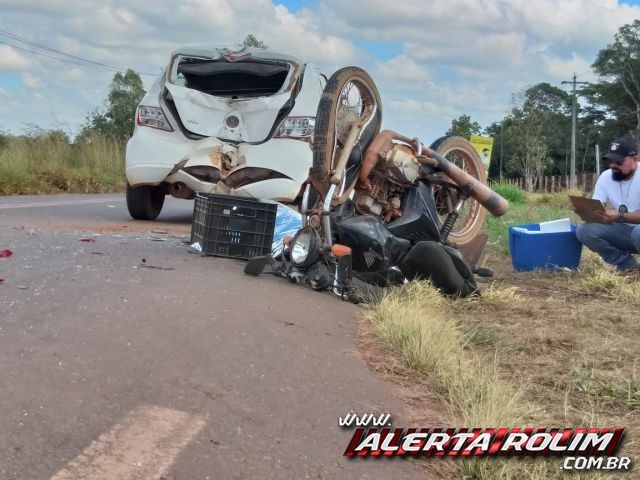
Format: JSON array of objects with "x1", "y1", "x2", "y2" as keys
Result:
[{"x1": 125, "y1": 47, "x2": 326, "y2": 220}]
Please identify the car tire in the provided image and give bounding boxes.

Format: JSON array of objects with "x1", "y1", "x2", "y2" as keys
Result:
[{"x1": 126, "y1": 183, "x2": 165, "y2": 220}]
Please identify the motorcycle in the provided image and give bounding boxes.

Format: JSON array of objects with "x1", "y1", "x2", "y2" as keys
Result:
[{"x1": 245, "y1": 67, "x2": 509, "y2": 299}]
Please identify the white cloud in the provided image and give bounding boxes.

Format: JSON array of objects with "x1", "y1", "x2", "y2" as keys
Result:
[
  {"x1": 176, "y1": 0, "x2": 236, "y2": 29},
  {"x1": 376, "y1": 55, "x2": 430, "y2": 85},
  {"x1": 542, "y1": 52, "x2": 596, "y2": 82},
  {"x1": 1, "y1": 0, "x2": 640, "y2": 141},
  {"x1": 0, "y1": 45, "x2": 31, "y2": 71},
  {"x1": 60, "y1": 68, "x2": 90, "y2": 85},
  {"x1": 21, "y1": 73, "x2": 44, "y2": 89}
]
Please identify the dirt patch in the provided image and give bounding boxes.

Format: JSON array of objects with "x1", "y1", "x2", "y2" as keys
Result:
[
  {"x1": 6, "y1": 222, "x2": 191, "y2": 236},
  {"x1": 357, "y1": 253, "x2": 640, "y2": 477},
  {"x1": 81, "y1": 222, "x2": 191, "y2": 236},
  {"x1": 467, "y1": 255, "x2": 640, "y2": 465}
]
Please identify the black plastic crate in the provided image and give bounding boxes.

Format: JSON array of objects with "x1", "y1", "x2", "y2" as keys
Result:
[{"x1": 190, "y1": 193, "x2": 277, "y2": 260}]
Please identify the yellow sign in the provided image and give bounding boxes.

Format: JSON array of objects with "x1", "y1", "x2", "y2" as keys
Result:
[{"x1": 469, "y1": 135, "x2": 494, "y2": 170}]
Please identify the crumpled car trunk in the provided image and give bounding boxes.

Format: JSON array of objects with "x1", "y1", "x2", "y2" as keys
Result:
[{"x1": 164, "y1": 52, "x2": 302, "y2": 143}]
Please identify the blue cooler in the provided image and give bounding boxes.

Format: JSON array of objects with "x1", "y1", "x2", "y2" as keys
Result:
[{"x1": 509, "y1": 223, "x2": 583, "y2": 272}]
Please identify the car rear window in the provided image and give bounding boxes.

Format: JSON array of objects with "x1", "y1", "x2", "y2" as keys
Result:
[{"x1": 176, "y1": 58, "x2": 290, "y2": 97}]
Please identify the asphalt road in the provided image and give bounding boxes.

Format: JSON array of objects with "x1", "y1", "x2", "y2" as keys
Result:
[{"x1": 0, "y1": 194, "x2": 430, "y2": 479}]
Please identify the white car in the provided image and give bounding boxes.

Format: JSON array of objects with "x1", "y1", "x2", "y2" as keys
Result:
[{"x1": 125, "y1": 46, "x2": 326, "y2": 220}]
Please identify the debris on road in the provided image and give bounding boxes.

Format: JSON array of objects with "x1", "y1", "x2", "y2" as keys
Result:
[
  {"x1": 188, "y1": 242, "x2": 203, "y2": 254},
  {"x1": 139, "y1": 264, "x2": 176, "y2": 271},
  {"x1": 137, "y1": 258, "x2": 175, "y2": 270},
  {"x1": 79, "y1": 238, "x2": 96, "y2": 243}
]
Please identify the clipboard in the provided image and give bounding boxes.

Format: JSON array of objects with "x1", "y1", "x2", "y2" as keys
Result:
[{"x1": 569, "y1": 195, "x2": 605, "y2": 223}]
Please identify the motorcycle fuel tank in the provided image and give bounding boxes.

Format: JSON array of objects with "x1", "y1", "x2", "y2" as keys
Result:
[
  {"x1": 336, "y1": 214, "x2": 411, "y2": 279},
  {"x1": 386, "y1": 183, "x2": 441, "y2": 243}
]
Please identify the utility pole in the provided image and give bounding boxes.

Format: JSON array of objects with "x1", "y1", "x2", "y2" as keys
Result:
[
  {"x1": 562, "y1": 73, "x2": 588, "y2": 190},
  {"x1": 500, "y1": 120, "x2": 504, "y2": 182}
]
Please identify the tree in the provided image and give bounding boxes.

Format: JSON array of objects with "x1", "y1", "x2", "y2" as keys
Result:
[
  {"x1": 590, "y1": 20, "x2": 640, "y2": 136},
  {"x1": 506, "y1": 109, "x2": 549, "y2": 192},
  {"x1": 522, "y1": 82, "x2": 571, "y2": 116},
  {"x1": 86, "y1": 69, "x2": 146, "y2": 139},
  {"x1": 521, "y1": 83, "x2": 572, "y2": 175},
  {"x1": 0, "y1": 129, "x2": 9, "y2": 151},
  {"x1": 241, "y1": 34, "x2": 267, "y2": 49},
  {"x1": 484, "y1": 121, "x2": 503, "y2": 181},
  {"x1": 445, "y1": 114, "x2": 482, "y2": 138}
]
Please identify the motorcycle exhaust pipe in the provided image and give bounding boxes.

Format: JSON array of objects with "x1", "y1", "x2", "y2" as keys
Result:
[{"x1": 426, "y1": 151, "x2": 509, "y2": 217}]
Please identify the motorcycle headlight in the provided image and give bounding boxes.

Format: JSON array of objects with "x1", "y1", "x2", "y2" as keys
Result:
[{"x1": 290, "y1": 227, "x2": 320, "y2": 267}]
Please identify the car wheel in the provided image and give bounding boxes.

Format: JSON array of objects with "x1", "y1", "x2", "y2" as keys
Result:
[{"x1": 126, "y1": 183, "x2": 165, "y2": 220}]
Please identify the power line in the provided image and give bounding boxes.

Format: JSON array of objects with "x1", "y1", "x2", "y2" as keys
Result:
[
  {"x1": 0, "y1": 40, "x2": 118, "y2": 71},
  {"x1": 0, "y1": 28, "x2": 124, "y2": 70},
  {"x1": 0, "y1": 28, "x2": 156, "y2": 76}
]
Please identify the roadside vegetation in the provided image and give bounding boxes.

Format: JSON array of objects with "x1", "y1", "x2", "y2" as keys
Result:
[
  {"x1": 485, "y1": 184, "x2": 582, "y2": 255},
  {"x1": 0, "y1": 67, "x2": 144, "y2": 196},
  {"x1": 365, "y1": 186, "x2": 640, "y2": 479},
  {"x1": 0, "y1": 130, "x2": 126, "y2": 195}
]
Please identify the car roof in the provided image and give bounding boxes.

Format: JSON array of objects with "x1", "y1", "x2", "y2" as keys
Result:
[{"x1": 169, "y1": 46, "x2": 305, "y2": 65}]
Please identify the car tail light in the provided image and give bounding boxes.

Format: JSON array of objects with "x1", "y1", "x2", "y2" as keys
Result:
[
  {"x1": 274, "y1": 116, "x2": 315, "y2": 139},
  {"x1": 136, "y1": 106, "x2": 173, "y2": 132}
]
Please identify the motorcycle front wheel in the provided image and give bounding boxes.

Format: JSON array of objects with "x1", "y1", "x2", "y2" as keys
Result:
[
  {"x1": 311, "y1": 67, "x2": 382, "y2": 193},
  {"x1": 429, "y1": 136, "x2": 486, "y2": 247}
]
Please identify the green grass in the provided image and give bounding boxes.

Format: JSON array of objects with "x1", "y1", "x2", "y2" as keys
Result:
[
  {"x1": 572, "y1": 367, "x2": 640, "y2": 408},
  {"x1": 490, "y1": 183, "x2": 527, "y2": 204},
  {"x1": 485, "y1": 191, "x2": 581, "y2": 255},
  {"x1": 0, "y1": 131, "x2": 126, "y2": 195}
]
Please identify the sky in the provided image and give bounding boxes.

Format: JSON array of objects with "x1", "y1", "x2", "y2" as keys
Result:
[{"x1": 1, "y1": 0, "x2": 640, "y2": 143}]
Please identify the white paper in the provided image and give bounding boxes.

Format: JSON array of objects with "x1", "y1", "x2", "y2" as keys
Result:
[
  {"x1": 512, "y1": 227, "x2": 545, "y2": 235},
  {"x1": 539, "y1": 218, "x2": 571, "y2": 233}
]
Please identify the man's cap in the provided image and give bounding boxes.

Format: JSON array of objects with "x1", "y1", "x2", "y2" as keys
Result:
[{"x1": 603, "y1": 137, "x2": 638, "y2": 163}]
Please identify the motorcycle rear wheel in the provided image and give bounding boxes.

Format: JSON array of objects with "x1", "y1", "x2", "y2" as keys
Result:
[
  {"x1": 429, "y1": 136, "x2": 486, "y2": 247},
  {"x1": 311, "y1": 67, "x2": 382, "y2": 190}
]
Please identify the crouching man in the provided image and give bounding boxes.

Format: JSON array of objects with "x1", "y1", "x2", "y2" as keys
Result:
[{"x1": 576, "y1": 137, "x2": 640, "y2": 272}]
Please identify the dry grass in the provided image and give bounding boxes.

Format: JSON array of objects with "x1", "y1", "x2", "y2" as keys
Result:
[
  {"x1": 0, "y1": 131, "x2": 126, "y2": 195},
  {"x1": 364, "y1": 282, "x2": 551, "y2": 479},
  {"x1": 365, "y1": 254, "x2": 640, "y2": 479}
]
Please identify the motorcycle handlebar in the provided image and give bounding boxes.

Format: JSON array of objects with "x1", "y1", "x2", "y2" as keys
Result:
[{"x1": 425, "y1": 151, "x2": 509, "y2": 217}]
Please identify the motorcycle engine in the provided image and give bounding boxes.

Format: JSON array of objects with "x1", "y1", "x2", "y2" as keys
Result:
[{"x1": 354, "y1": 144, "x2": 421, "y2": 219}]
